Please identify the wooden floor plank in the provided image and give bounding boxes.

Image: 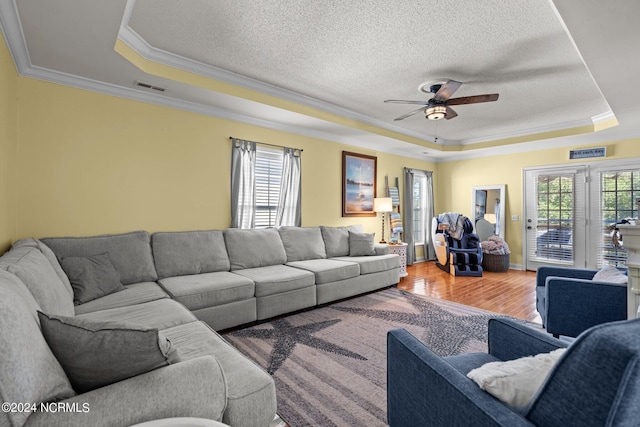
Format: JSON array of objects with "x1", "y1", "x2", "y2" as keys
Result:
[{"x1": 398, "y1": 261, "x2": 542, "y2": 324}]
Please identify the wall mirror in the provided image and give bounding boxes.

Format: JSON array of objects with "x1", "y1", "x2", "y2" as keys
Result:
[{"x1": 471, "y1": 184, "x2": 506, "y2": 241}]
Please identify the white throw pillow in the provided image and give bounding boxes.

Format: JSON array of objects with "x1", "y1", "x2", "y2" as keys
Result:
[
  {"x1": 592, "y1": 265, "x2": 628, "y2": 284},
  {"x1": 467, "y1": 348, "x2": 566, "y2": 407}
]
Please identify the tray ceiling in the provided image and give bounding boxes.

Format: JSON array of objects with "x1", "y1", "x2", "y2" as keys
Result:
[{"x1": 3, "y1": 0, "x2": 638, "y2": 161}]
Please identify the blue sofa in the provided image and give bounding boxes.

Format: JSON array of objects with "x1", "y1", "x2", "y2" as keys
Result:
[
  {"x1": 536, "y1": 266, "x2": 627, "y2": 337},
  {"x1": 387, "y1": 317, "x2": 640, "y2": 426}
]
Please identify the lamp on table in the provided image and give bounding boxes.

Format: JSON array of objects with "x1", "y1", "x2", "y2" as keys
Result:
[{"x1": 374, "y1": 197, "x2": 393, "y2": 244}]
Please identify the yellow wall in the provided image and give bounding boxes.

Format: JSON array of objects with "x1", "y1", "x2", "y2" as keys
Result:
[
  {"x1": 15, "y1": 78, "x2": 434, "y2": 239},
  {"x1": 437, "y1": 139, "x2": 640, "y2": 265},
  {"x1": 0, "y1": 32, "x2": 18, "y2": 252},
  {"x1": 5, "y1": 32, "x2": 640, "y2": 266}
]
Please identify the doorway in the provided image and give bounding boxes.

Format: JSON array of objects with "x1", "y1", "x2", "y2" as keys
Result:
[{"x1": 523, "y1": 159, "x2": 640, "y2": 271}]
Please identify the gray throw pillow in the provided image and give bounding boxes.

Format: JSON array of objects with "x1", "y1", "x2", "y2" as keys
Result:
[
  {"x1": 321, "y1": 225, "x2": 364, "y2": 257},
  {"x1": 59, "y1": 253, "x2": 125, "y2": 305},
  {"x1": 38, "y1": 312, "x2": 181, "y2": 393},
  {"x1": 348, "y1": 231, "x2": 376, "y2": 256}
]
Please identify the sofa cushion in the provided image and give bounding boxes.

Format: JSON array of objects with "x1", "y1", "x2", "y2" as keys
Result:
[
  {"x1": 0, "y1": 247, "x2": 74, "y2": 316},
  {"x1": 233, "y1": 265, "x2": 315, "y2": 297},
  {"x1": 287, "y1": 259, "x2": 360, "y2": 284},
  {"x1": 42, "y1": 230, "x2": 158, "y2": 285},
  {"x1": 320, "y1": 225, "x2": 364, "y2": 257},
  {"x1": 333, "y1": 254, "x2": 400, "y2": 274},
  {"x1": 59, "y1": 253, "x2": 125, "y2": 305},
  {"x1": 348, "y1": 231, "x2": 376, "y2": 256},
  {"x1": 74, "y1": 282, "x2": 169, "y2": 315},
  {"x1": 76, "y1": 298, "x2": 197, "y2": 331},
  {"x1": 278, "y1": 226, "x2": 327, "y2": 261},
  {"x1": 38, "y1": 312, "x2": 181, "y2": 393},
  {"x1": 159, "y1": 271, "x2": 255, "y2": 311},
  {"x1": 152, "y1": 230, "x2": 230, "y2": 279},
  {"x1": 0, "y1": 284, "x2": 75, "y2": 427},
  {"x1": 13, "y1": 238, "x2": 74, "y2": 298},
  {"x1": 224, "y1": 228, "x2": 287, "y2": 270},
  {"x1": 163, "y1": 321, "x2": 276, "y2": 427}
]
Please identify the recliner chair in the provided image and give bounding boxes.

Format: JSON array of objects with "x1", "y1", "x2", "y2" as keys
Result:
[{"x1": 432, "y1": 214, "x2": 483, "y2": 277}]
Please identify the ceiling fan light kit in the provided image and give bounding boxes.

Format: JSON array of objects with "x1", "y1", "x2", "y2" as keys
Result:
[{"x1": 425, "y1": 105, "x2": 447, "y2": 120}]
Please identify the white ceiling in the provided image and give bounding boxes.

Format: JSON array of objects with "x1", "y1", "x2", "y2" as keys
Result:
[{"x1": 2, "y1": 0, "x2": 639, "y2": 161}]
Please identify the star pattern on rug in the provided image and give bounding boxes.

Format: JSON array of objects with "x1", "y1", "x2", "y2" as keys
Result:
[
  {"x1": 231, "y1": 318, "x2": 367, "y2": 374},
  {"x1": 330, "y1": 290, "x2": 505, "y2": 356}
]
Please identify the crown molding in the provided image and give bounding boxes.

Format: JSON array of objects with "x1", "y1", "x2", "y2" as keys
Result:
[{"x1": 0, "y1": 0, "x2": 31, "y2": 71}]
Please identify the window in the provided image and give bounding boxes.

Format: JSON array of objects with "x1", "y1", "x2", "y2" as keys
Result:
[
  {"x1": 535, "y1": 174, "x2": 575, "y2": 263},
  {"x1": 254, "y1": 147, "x2": 283, "y2": 228},
  {"x1": 230, "y1": 139, "x2": 301, "y2": 229},
  {"x1": 412, "y1": 173, "x2": 427, "y2": 245},
  {"x1": 599, "y1": 170, "x2": 640, "y2": 267}
]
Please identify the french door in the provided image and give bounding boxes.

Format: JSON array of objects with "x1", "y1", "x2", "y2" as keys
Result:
[
  {"x1": 524, "y1": 167, "x2": 587, "y2": 270},
  {"x1": 524, "y1": 160, "x2": 640, "y2": 271}
]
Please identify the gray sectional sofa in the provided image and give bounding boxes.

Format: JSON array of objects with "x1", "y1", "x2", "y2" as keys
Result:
[{"x1": 0, "y1": 225, "x2": 400, "y2": 427}]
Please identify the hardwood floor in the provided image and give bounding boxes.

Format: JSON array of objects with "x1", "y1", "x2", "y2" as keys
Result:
[{"x1": 397, "y1": 261, "x2": 542, "y2": 324}]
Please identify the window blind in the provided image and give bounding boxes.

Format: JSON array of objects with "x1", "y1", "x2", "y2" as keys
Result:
[{"x1": 254, "y1": 147, "x2": 283, "y2": 228}]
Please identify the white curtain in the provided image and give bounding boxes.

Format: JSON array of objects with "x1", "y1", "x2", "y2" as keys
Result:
[
  {"x1": 230, "y1": 139, "x2": 256, "y2": 229},
  {"x1": 403, "y1": 168, "x2": 435, "y2": 265},
  {"x1": 275, "y1": 148, "x2": 302, "y2": 227}
]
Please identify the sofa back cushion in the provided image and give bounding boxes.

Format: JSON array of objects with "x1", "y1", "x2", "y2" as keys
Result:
[
  {"x1": 42, "y1": 231, "x2": 157, "y2": 285},
  {"x1": 152, "y1": 230, "x2": 230, "y2": 279},
  {"x1": 320, "y1": 225, "x2": 364, "y2": 257},
  {"x1": 0, "y1": 247, "x2": 75, "y2": 317},
  {"x1": 13, "y1": 238, "x2": 74, "y2": 299},
  {"x1": 224, "y1": 228, "x2": 287, "y2": 270},
  {"x1": 0, "y1": 280, "x2": 75, "y2": 427},
  {"x1": 278, "y1": 226, "x2": 327, "y2": 262}
]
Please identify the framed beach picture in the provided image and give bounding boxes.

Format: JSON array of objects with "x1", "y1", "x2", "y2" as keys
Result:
[{"x1": 342, "y1": 151, "x2": 377, "y2": 217}]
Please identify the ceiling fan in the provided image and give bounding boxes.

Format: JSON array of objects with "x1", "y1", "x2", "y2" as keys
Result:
[{"x1": 384, "y1": 80, "x2": 499, "y2": 121}]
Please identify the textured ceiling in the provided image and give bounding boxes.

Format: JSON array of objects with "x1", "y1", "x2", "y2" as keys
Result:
[
  {"x1": 3, "y1": 0, "x2": 637, "y2": 161},
  {"x1": 127, "y1": 0, "x2": 609, "y2": 144}
]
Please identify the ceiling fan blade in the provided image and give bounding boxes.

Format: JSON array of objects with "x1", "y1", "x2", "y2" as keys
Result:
[
  {"x1": 445, "y1": 107, "x2": 458, "y2": 120},
  {"x1": 447, "y1": 93, "x2": 499, "y2": 106},
  {"x1": 433, "y1": 80, "x2": 462, "y2": 102},
  {"x1": 393, "y1": 106, "x2": 427, "y2": 121},
  {"x1": 384, "y1": 99, "x2": 430, "y2": 105}
]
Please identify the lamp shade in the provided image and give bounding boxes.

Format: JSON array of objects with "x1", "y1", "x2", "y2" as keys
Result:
[{"x1": 374, "y1": 197, "x2": 393, "y2": 213}]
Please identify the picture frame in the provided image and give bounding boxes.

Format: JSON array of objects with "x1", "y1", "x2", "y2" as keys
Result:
[{"x1": 342, "y1": 151, "x2": 377, "y2": 217}]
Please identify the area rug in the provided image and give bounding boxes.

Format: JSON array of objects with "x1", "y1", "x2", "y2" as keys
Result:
[{"x1": 224, "y1": 288, "x2": 520, "y2": 427}]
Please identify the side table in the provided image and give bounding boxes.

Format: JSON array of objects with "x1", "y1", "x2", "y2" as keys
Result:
[{"x1": 388, "y1": 242, "x2": 408, "y2": 278}]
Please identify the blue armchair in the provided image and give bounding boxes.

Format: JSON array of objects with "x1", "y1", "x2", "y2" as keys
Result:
[
  {"x1": 387, "y1": 317, "x2": 640, "y2": 426},
  {"x1": 536, "y1": 266, "x2": 627, "y2": 338}
]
